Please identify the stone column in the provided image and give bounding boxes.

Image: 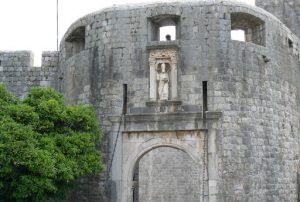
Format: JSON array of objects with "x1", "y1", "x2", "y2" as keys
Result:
[
  {"x1": 149, "y1": 61, "x2": 157, "y2": 100},
  {"x1": 171, "y1": 62, "x2": 177, "y2": 100}
]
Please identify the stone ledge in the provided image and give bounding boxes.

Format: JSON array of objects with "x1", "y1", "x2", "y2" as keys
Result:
[
  {"x1": 108, "y1": 111, "x2": 222, "y2": 123},
  {"x1": 145, "y1": 100, "x2": 182, "y2": 107},
  {"x1": 125, "y1": 111, "x2": 222, "y2": 122},
  {"x1": 109, "y1": 111, "x2": 222, "y2": 131},
  {"x1": 146, "y1": 40, "x2": 180, "y2": 50},
  {"x1": 122, "y1": 128, "x2": 207, "y2": 133}
]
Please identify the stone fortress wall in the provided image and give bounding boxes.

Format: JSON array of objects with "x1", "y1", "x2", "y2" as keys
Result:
[
  {"x1": 0, "y1": 51, "x2": 59, "y2": 98},
  {"x1": 1, "y1": 1, "x2": 300, "y2": 202},
  {"x1": 256, "y1": 0, "x2": 300, "y2": 40}
]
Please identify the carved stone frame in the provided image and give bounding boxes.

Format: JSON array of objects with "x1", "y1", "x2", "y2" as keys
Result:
[
  {"x1": 149, "y1": 48, "x2": 178, "y2": 101},
  {"x1": 122, "y1": 130, "x2": 207, "y2": 202}
]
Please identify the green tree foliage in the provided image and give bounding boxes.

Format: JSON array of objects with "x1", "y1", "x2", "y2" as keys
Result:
[{"x1": 0, "y1": 84, "x2": 104, "y2": 201}]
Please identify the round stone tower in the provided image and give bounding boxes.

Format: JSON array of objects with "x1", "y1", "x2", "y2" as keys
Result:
[{"x1": 57, "y1": 1, "x2": 300, "y2": 201}]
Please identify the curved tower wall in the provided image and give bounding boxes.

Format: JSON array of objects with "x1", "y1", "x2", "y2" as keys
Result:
[
  {"x1": 256, "y1": 0, "x2": 300, "y2": 40},
  {"x1": 0, "y1": 1, "x2": 299, "y2": 201},
  {"x1": 58, "y1": 2, "x2": 300, "y2": 201},
  {"x1": 57, "y1": 1, "x2": 300, "y2": 201}
]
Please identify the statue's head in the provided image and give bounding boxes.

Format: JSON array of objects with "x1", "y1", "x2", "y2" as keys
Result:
[{"x1": 161, "y1": 63, "x2": 166, "y2": 72}]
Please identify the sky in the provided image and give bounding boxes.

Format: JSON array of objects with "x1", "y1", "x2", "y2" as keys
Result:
[{"x1": 0, "y1": 0, "x2": 255, "y2": 66}]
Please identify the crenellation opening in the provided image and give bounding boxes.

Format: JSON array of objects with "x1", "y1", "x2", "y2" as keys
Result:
[
  {"x1": 65, "y1": 26, "x2": 85, "y2": 59},
  {"x1": 231, "y1": 12, "x2": 265, "y2": 46},
  {"x1": 148, "y1": 15, "x2": 180, "y2": 41}
]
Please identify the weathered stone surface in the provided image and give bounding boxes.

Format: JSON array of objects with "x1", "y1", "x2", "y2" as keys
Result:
[
  {"x1": 256, "y1": 0, "x2": 300, "y2": 42},
  {"x1": 0, "y1": 51, "x2": 58, "y2": 98},
  {"x1": 138, "y1": 147, "x2": 201, "y2": 202},
  {"x1": 1, "y1": 1, "x2": 300, "y2": 202}
]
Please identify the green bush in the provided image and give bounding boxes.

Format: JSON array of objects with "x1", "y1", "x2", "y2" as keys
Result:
[{"x1": 0, "y1": 84, "x2": 104, "y2": 201}]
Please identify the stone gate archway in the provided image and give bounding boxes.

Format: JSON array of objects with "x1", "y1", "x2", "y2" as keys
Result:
[
  {"x1": 122, "y1": 130, "x2": 208, "y2": 202},
  {"x1": 133, "y1": 146, "x2": 202, "y2": 202}
]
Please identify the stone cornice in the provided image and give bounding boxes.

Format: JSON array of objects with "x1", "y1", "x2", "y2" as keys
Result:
[
  {"x1": 146, "y1": 41, "x2": 180, "y2": 50},
  {"x1": 108, "y1": 111, "x2": 222, "y2": 123}
]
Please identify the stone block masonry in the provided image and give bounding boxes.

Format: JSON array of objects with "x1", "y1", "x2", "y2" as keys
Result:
[
  {"x1": 138, "y1": 145, "x2": 201, "y2": 202},
  {"x1": 1, "y1": 1, "x2": 300, "y2": 202},
  {"x1": 0, "y1": 51, "x2": 33, "y2": 67},
  {"x1": 256, "y1": 0, "x2": 300, "y2": 42},
  {"x1": 0, "y1": 51, "x2": 58, "y2": 98}
]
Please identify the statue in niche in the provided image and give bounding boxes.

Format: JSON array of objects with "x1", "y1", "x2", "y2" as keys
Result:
[{"x1": 156, "y1": 63, "x2": 170, "y2": 100}]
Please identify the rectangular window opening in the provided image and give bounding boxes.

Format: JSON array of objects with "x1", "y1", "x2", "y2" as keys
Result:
[
  {"x1": 231, "y1": 29, "x2": 245, "y2": 42},
  {"x1": 149, "y1": 15, "x2": 179, "y2": 41},
  {"x1": 159, "y1": 26, "x2": 176, "y2": 41},
  {"x1": 231, "y1": 12, "x2": 265, "y2": 46},
  {"x1": 65, "y1": 26, "x2": 85, "y2": 59}
]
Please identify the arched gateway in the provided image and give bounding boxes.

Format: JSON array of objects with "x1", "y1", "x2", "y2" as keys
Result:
[{"x1": 122, "y1": 130, "x2": 207, "y2": 202}]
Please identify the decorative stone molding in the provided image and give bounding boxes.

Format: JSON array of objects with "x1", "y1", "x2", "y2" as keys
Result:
[
  {"x1": 109, "y1": 111, "x2": 222, "y2": 132},
  {"x1": 124, "y1": 111, "x2": 222, "y2": 123},
  {"x1": 149, "y1": 48, "x2": 178, "y2": 101}
]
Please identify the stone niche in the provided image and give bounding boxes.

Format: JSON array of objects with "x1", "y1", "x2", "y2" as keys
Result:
[{"x1": 149, "y1": 48, "x2": 178, "y2": 101}]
